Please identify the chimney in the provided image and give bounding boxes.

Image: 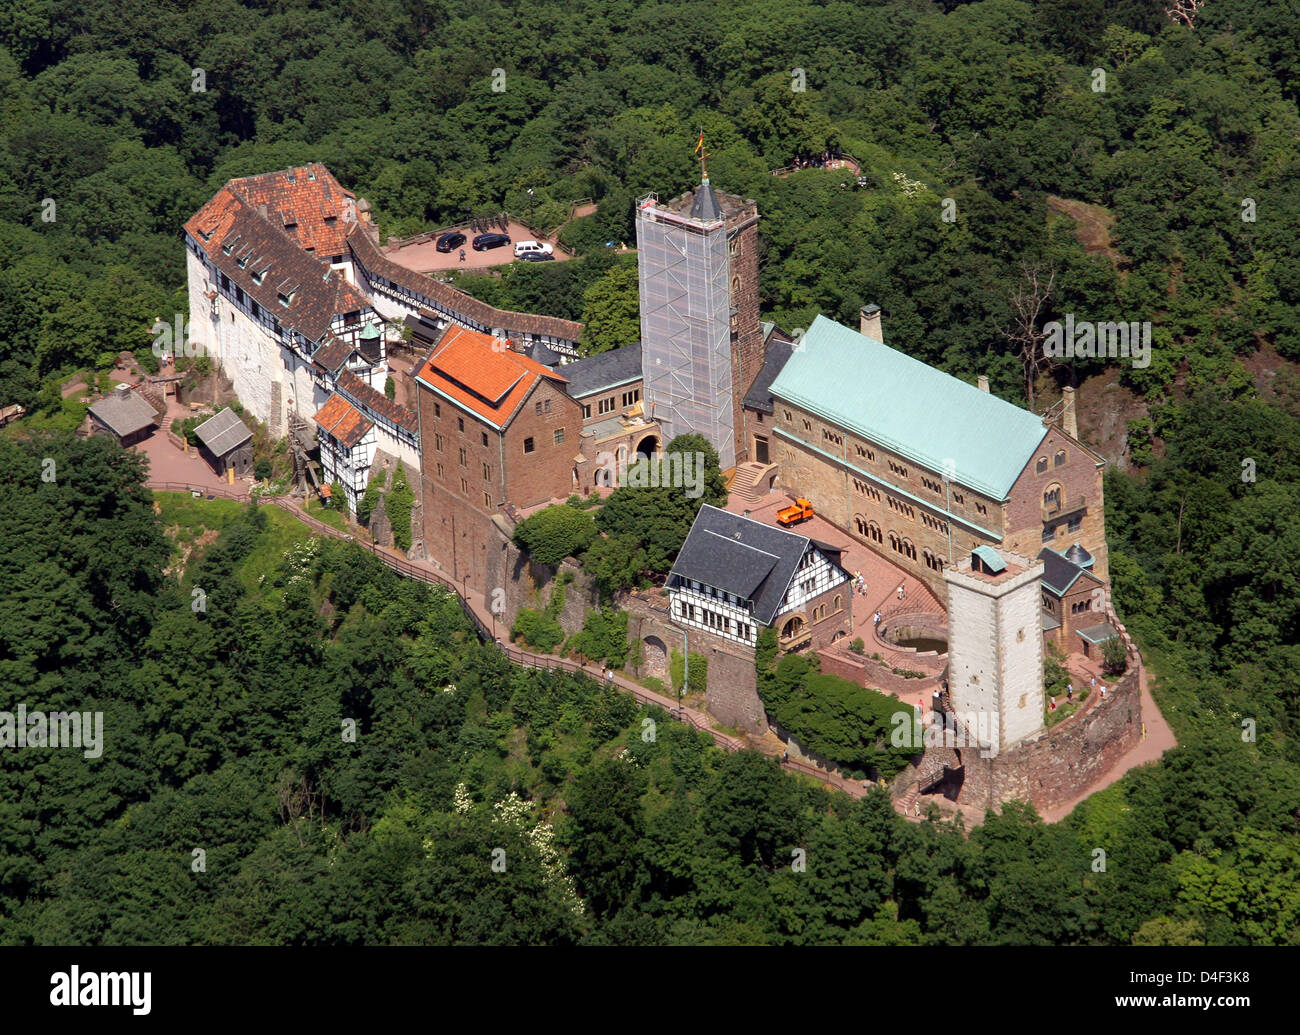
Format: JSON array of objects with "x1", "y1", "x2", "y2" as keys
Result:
[
  {"x1": 977, "y1": 375, "x2": 990, "y2": 393},
  {"x1": 1061, "y1": 385, "x2": 1078, "y2": 439},
  {"x1": 859, "y1": 304, "x2": 882, "y2": 341}
]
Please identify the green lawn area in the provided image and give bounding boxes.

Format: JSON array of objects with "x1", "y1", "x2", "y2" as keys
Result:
[
  {"x1": 154, "y1": 491, "x2": 322, "y2": 591},
  {"x1": 303, "y1": 498, "x2": 349, "y2": 531},
  {"x1": 3, "y1": 396, "x2": 88, "y2": 436}
]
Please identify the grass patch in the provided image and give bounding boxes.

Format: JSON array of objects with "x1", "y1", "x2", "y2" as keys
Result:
[
  {"x1": 5, "y1": 396, "x2": 89, "y2": 436},
  {"x1": 304, "y1": 498, "x2": 349, "y2": 531},
  {"x1": 154, "y1": 492, "x2": 320, "y2": 590}
]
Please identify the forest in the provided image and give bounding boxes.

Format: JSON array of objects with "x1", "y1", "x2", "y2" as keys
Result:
[
  {"x1": 1, "y1": 0, "x2": 1298, "y2": 943},
  {"x1": 1, "y1": 430, "x2": 1297, "y2": 945}
]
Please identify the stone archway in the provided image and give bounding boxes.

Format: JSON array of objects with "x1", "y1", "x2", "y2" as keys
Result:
[
  {"x1": 635, "y1": 434, "x2": 659, "y2": 461},
  {"x1": 642, "y1": 635, "x2": 668, "y2": 678}
]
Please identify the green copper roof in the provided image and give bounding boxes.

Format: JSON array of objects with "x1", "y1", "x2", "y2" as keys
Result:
[
  {"x1": 972, "y1": 545, "x2": 1006, "y2": 573},
  {"x1": 769, "y1": 315, "x2": 1048, "y2": 499}
]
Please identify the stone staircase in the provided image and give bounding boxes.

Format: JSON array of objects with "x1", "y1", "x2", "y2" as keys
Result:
[{"x1": 728, "y1": 461, "x2": 775, "y2": 504}]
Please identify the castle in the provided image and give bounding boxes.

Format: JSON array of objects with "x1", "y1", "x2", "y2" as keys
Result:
[{"x1": 184, "y1": 162, "x2": 1140, "y2": 814}]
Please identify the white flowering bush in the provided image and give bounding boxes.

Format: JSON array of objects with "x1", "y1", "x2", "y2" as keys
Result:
[
  {"x1": 492, "y1": 792, "x2": 585, "y2": 917},
  {"x1": 892, "y1": 171, "x2": 928, "y2": 198},
  {"x1": 278, "y1": 536, "x2": 322, "y2": 587}
]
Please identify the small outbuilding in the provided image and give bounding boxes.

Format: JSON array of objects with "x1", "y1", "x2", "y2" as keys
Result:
[
  {"x1": 87, "y1": 384, "x2": 160, "y2": 446},
  {"x1": 194, "y1": 406, "x2": 254, "y2": 481}
]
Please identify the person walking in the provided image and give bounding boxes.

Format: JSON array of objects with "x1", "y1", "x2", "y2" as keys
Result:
[
  {"x1": 873, "y1": 610, "x2": 881, "y2": 628},
  {"x1": 897, "y1": 583, "x2": 905, "y2": 600},
  {"x1": 459, "y1": 248, "x2": 466, "y2": 262}
]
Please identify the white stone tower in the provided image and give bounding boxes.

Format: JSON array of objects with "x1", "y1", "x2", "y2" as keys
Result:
[{"x1": 943, "y1": 547, "x2": 1045, "y2": 757}]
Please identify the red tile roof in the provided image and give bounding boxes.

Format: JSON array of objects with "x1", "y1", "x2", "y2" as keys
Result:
[
  {"x1": 185, "y1": 186, "x2": 370, "y2": 344},
  {"x1": 336, "y1": 369, "x2": 417, "y2": 434},
  {"x1": 414, "y1": 324, "x2": 567, "y2": 429},
  {"x1": 314, "y1": 393, "x2": 373, "y2": 448},
  {"x1": 227, "y1": 164, "x2": 356, "y2": 258}
]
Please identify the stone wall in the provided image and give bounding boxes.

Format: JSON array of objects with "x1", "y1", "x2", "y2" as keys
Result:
[
  {"x1": 623, "y1": 598, "x2": 766, "y2": 735},
  {"x1": 817, "y1": 648, "x2": 943, "y2": 699},
  {"x1": 483, "y1": 519, "x2": 597, "y2": 639},
  {"x1": 955, "y1": 661, "x2": 1142, "y2": 812}
]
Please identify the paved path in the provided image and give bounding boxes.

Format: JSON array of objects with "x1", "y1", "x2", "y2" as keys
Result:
[
  {"x1": 1037, "y1": 659, "x2": 1176, "y2": 823},
  {"x1": 158, "y1": 491, "x2": 1174, "y2": 826}
]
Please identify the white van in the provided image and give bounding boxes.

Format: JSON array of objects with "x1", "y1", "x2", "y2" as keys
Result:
[{"x1": 513, "y1": 240, "x2": 554, "y2": 258}]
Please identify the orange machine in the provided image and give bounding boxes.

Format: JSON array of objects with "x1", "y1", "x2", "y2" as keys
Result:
[{"x1": 776, "y1": 497, "x2": 814, "y2": 526}]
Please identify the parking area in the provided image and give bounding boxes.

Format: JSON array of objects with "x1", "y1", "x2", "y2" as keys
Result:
[{"x1": 380, "y1": 218, "x2": 572, "y2": 275}]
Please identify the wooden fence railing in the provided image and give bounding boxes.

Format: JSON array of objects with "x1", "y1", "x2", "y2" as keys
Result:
[{"x1": 149, "y1": 487, "x2": 865, "y2": 790}]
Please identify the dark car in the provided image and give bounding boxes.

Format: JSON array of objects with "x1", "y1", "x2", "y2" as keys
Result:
[
  {"x1": 518, "y1": 251, "x2": 555, "y2": 262},
  {"x1": 436, "y1": 231, "x2": 466, "y2": 253},
  {"x1": 472, "y1": 232, "x2": 511, "y2": 251}
]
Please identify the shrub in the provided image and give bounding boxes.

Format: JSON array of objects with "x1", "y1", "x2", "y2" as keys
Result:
[
  {"x1": 358, "y1": 467, "x2": 388, "y2": 524},
  {"x1": 767, "y1": 661, "x2": 916, "y2": 779},
  {"x1": 384, "y1": 377, "x2": 396, "y2": 400},
  {"x1": 513, "y1": 503, "x2": 597, "y2": 566},
  {"x1": 566, "y1": 606, "x2": 629, "y2": 666},
  {"x1": 388, "y1": 464, "x2": 414, "y2": 551},
  {"x1": 512, "y1": 607, "x2": 564, "y2": 652},
  {"x1": 849, "y1": 637, "x2": 865, "y2": 654},
  {"x1": 1102, "y1": 635, "x2": 1128, "y2": 675},
  {"x1": 669, "y1": 649, "x2": 707, "y2": 696},
  {"x1": 254, "y1": 458, "x2": 272, "y2": 481}
]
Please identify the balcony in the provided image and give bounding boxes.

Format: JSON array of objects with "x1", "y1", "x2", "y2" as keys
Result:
[{"x1": 1042, "y1": 493, "x2": 1086, "y2": 523}]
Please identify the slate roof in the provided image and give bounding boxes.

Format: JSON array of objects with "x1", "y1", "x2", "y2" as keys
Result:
[
  {"x1": 669, "y1": 505, "x2": 843, "y2": 626},
  {"x1": 413, "y1": 324, "x2": 567, "y2": 430},
  {"x1": 743, "y1": 334, "x2": 795, "y2": 414},
  {"x1": 348, "y1": 225, "x2": 583, "y2": 344},
  {"x1": 336, "y1": 369, "x2": 417, "y2": 434},
  {"x1": 769, "y1": 315, "x2": 1048, "y2": 499},
  {"x1": 312, "y1": 334, "x2": 356, "y2": 376},
  {"x1": 527, "y1": 341, "x2": 563, "y2": 368},
  {"x1": 1038, "y1": 547, "x2": 1099, "y2": 596},
  {"x1": 194, "y1": 407, "x2": 252, "y2": 457},
  {"x1": 558, "y1": 344, "x2": 643, "y2": 399},
  {"x1": 1077, "y1": 622, "x2": 1119, "y2": 644},
  {"x1": 690, "y1": 178, "x2": 723, "y2": 222},
  {"x1": 314, "y1": 394, "x2": 373, "y2": 448},
  {"x1": 88, "y1": 389, "x2": 157, "y2": 439},
  {"x1": 186, "y1": 185, "x2": 371, "y2": 345}
]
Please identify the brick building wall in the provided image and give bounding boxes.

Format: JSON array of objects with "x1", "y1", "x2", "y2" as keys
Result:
[
  {"x1": 416, "y1": 375, "x2": 581, "y2": 592},
  {"x1": 771, "y1": 398, "x2": 1010, "y2": 597},
  {"x1": 728, "y1": 212, "x2": 764, "y2": 467},
  {"x1": 1002, "y1": 426, "x2": 1109, "y2": 582}
]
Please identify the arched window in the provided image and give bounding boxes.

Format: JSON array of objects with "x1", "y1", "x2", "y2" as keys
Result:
[
  {"x1": 1043, "y1": 483, "x2": 1062, "y2": 510},
  {"x1": 868, "y1": 521, "x2": 882, "y2": 543},
  {"x1": 1036, "y1": 457, "x2": 1048, "y2": 474},
  {"x1": 1054, "y1": 449, "x2": 1067, "y2": 467}
]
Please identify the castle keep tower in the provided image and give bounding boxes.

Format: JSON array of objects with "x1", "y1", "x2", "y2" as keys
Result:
[
  {"x1": 943, "y1": 547, "x2": 1046, "y2": 756},
  {"x1": 637, "y1": 162, "x2": 762, "y2": 470}
]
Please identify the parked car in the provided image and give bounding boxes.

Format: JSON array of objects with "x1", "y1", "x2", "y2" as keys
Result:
[
  {"x1": 472, "y1": 232, "x2": 511, "y2": 251},
  {"x1": 436, "y1": 231, "x2": 466, "y2": 253},
  {"x1": 518, "y1": 251, "x2": 555, "y2": 262},
  {"x1": 513, "y1": 239, "x2": 554, "y2": 258}
]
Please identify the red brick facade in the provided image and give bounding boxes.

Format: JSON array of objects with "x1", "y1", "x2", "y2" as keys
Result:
[
  {"x1": 728, "y1": 212, "x2": 764, "y2": 467},
  {"x1": 416, "y1": 347, "x2": 582, "y2": 591},
  {"x1": 1002, "y1": 427, "x2": 1109, "y2": 583}
]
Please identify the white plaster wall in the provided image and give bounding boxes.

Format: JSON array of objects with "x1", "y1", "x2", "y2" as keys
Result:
[{"x1": 996, "y1": 575, "x2": 1046, "y2": 748}]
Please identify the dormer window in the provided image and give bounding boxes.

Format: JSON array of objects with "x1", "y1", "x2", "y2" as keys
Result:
[{"x1": 278, "y1": 292, "x2": 292, "y2": 307}]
